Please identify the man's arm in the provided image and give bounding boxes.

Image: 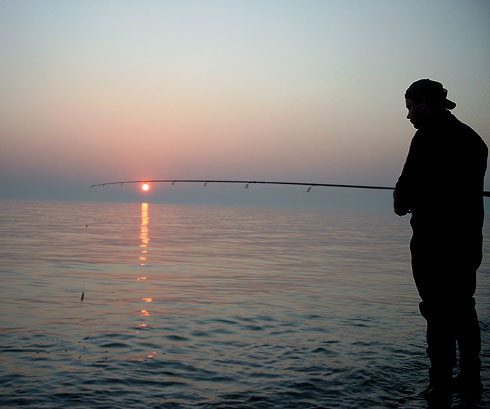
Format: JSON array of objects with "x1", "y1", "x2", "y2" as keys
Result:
[
  {"x1": 393, "y1": 188, "x2": 410, "y2": 216},
  {"x1": 394, "y1": 135, "x2": 420, "y2": 216}
]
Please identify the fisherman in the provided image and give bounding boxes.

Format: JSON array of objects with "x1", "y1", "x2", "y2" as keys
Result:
[{"x1": 394, "y1": 79, "x2": 487, "y2": 403}]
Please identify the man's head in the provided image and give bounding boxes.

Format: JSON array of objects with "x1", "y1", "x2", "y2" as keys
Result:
[{"x1": 404, "y1": 79, "x2": 456, "y2": 129}]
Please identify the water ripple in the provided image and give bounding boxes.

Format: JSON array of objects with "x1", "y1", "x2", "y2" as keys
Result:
[{"x1": 0, "y1": 201, "x2": 489, "y2": 408}]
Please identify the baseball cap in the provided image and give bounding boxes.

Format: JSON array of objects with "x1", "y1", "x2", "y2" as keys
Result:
[{"x1": 405, "y1": 79, "x2": 456, "y2": 109}]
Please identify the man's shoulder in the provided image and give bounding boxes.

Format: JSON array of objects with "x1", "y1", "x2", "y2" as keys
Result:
[
  {"x1": 459, "y1": 121, "x2": 487, "y2": 154},
  {"x1": 448, "y1": 113, "x2": 481, "y2": 136},
  {"x1": 445, "y1": 113, "x2": 487, "y2": 149}
]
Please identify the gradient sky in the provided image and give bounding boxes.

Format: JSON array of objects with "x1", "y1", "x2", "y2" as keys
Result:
[{"x1": 1, "y1": 0, "x2": 489, "y2": 206}]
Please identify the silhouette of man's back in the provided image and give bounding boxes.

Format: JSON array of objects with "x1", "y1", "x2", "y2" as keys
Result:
[{"x1": 394, "y1": 79, "x2": 487, "y2": 403}]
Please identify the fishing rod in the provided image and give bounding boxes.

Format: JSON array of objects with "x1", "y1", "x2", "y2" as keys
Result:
[{"x1": 90, "y1": 179, "x2": 490, "y2": 197}]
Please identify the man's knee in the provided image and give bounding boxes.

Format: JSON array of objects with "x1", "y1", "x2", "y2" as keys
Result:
[{"x1": 419, "y1": 297, "x2": 475, "y2": 319}]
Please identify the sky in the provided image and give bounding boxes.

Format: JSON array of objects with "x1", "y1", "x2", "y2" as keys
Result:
[{"x1": 1, "y1": 0, "x2": 489, "y2": 207}]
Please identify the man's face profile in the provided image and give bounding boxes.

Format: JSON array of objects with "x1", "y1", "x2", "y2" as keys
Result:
[{"x1": 405, "y1": 97, "x2": 425, "y2": 129}]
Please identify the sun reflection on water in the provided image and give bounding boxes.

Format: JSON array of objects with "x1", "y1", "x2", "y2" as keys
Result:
[
  {"x1": 138, "y1": 203, "x2": 153, "y2": 351},
  {"x1": 140, "y1": 202, "x2": 149, "y2": 247}
]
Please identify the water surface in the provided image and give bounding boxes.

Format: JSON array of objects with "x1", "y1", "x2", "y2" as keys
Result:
[{"x1": 0, "y1": 200, "x2": 489, "y2": 408}]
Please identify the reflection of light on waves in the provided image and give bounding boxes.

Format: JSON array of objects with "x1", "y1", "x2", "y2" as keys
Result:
[
  {"x1": 139, "y1": 202, "x2": 149, "y2": 267},
  {"x1": 136, "y1": 202, "x2": 155, "y2": 360},
  {"x1": 139, "y1": 202, "x2": 150, "y2": 283}
]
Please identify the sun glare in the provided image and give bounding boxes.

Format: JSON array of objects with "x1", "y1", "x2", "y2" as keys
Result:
[{"x1": 141, "y1": 183, "x2": 150, "y2": 192}]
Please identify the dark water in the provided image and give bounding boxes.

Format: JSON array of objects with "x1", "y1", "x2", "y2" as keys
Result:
[{"x1": 0, "y1": 200, "x2": 488, "y2": 408}]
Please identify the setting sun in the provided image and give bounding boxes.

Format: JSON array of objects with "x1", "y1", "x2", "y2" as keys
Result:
[{"x1": 141, "y1": 183, "x2": 150, "y2": 192}]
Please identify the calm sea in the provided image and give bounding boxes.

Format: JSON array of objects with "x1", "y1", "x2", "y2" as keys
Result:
[{"x1": 0, "y1": 200, "x2": 488, "y2": 408}]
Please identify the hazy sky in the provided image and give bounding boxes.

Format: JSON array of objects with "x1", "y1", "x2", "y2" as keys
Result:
[{"x1": 1, "y1": 0, "x2": 489, "y2": 205}]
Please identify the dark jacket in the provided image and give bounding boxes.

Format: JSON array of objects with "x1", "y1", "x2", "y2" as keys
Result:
[
  {"x1": 395, "y1": 110, "x2": 487, "y2": 235},
  {"x1": 395, "y1": 110, "x2": 487, "y2": 299}
]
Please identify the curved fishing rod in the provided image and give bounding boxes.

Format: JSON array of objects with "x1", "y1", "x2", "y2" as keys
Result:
[
  {"x1": 91, "y1": 179, "x2": 394, "y2": 192},
  {"x1": 90, "y1": 179, "x2": 490, "y2": 196}
]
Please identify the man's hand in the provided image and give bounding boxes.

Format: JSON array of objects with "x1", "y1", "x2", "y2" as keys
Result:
[{"x1": 393, "y1": 191, "x2": 410, "y2": 216}]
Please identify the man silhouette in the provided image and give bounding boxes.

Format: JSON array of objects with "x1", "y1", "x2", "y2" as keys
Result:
[{"x1": 394, "y1": 79, "x2": 487, "y2": 402}]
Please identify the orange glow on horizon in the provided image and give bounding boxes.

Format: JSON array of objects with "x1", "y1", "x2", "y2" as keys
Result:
[{"x1": 141, "y1": 183, "x2": 150, "y2": 192}]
